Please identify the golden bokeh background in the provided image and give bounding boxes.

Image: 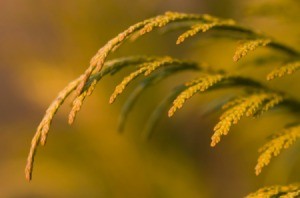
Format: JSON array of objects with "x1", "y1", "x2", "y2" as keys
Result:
[{"x1": 1, "y1": 0, "x2": 299, "y2": 197}]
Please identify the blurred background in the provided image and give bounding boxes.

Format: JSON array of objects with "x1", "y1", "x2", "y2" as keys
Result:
[{"x1": 1, "y1": 0, "x2": 300, "y2": 197}]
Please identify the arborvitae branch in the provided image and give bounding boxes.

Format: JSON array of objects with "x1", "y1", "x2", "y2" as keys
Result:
[
  {"x1": 69, "y1": 56, "x2": 158, "y2": 124},
  {"x1": 26, "y1": 11, "x2": 300, "y2": 183},
  {"x1": 109, "y1": 57, "x2": 197, "y2": 104},
  {"x1": 176, "y1": 19, "x2": 235, "y2": 44},
  {"x1": 233, "y1": 39, "x2": 271, "y2": 62},
  {"x1": 168, "y1": 74, "x2": 226, "y2": 117},
  {"x1": 246, "y1": 183, "x2": 300, "y2": 198},
  {"x1": 25, "y1": 76, "x2": 83, "y2": 181},
  {"x1": 267, "y1": 61, "x2": 300, "y2": 80},
  {"x1": 118, "y1": 64, "x2": 199, "y2": 132},
  {"x1": 211, "y1": 92, "x2": 284, "y2": 147},
  {"x1": 255, "y1": 124, "x2": 300, "y2": 175},
  {"x1": 142, "y1": 85, "x2": 186, "y2": 139}
]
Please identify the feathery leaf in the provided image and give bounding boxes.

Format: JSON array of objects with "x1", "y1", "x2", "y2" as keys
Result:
[
  {"x1": 109, "y1": 57, "x2": 197, "y2": 104},
  {"x1": 176, "y1": 19, "x2": 235, "y2": 44},
  {"x1": 211, "y1": 92, "x2": 284, "y2": 147},
  {"x1": 118, "y1": 64, "x2": 199, "y2": 132},
  {"x1": 255, "y1": 124, "x2": 300, "y2": 175},
  {"x1": 168, "y1": 74, "x2": 226, "y2": 117},
  {"x1": 267, "y1": 61, "x2": 300, "y2": 80},
  {"x1": 69, "y1": 56, "x2": 158, "y2": 124},
  {"x1": 246, "y1": 183, "x2": 300, "y2": 198},
  {"x1": 25, "y1": 76, "x2": 83, "y2": 181},
  {"x1": 233, "y1": 39, "x2": 271, "y2": 62}
]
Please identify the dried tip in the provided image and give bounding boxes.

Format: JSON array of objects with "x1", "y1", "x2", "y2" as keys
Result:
[
  {"x1": 76, "y1": 70, "x2": 93, "y2": 96},
  {"x1": 68, "y1": 96, "x2": 85, "y2": 125},
  {"x1": 40, "y1": 135, "x2": 47, "y2": 146},
  {"x1": 109, "y1": 96, "x2": 116, "y2": 104},
  {"x1": 176, "y1": 38, "x2": 184, "y2": 45},
  {"x1": 68, "y1": 112, "x2": 76, "y2": 125},
  {"x1": 25, "y1": 165, "x2": 32, "y2": 182},
  {"x1": 266, "y1": 75, "x2": 273, "y2": 81},
  {"x1": 255, "y1": 169, "x2": 261, "y2": 176},
  {"x1": 168, "y1": 108, "x2": 175, "y2": 117},
  {"x1": 40, "y1": 126, "x2": 49, "y2": 145}
]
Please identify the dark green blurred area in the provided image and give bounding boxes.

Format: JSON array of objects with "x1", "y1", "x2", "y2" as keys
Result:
[{"x1": 1, "y1": 0, "x2": 300, "y2": 197}]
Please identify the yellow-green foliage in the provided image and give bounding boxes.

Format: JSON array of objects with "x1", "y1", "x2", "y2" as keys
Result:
[
  {"x1": 267, "y1": 61, "x2": 300, "y2": 80},
  {"x1": 255, "y1": 125, "x2": 300, "y2": 175},
  {"x1": 246, "y1": 183, "x2": 300, "y2": 198},
  {"x1": 26, "y1": 11, "x2": 300, "y2": 195},
  {"x1": 233, "y1": 39, "x2": 271, "y2": 62},
  {"x1": 168, "y1": 74, "x2": 226, "y2": 117}
]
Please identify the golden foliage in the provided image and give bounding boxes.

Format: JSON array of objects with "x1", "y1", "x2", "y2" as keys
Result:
[
  {"x1": 69, "y1": 56, "x2": 157, "y2": 124},
  {"x1": 26, "y1": 11, "x2": 300, "y2": 184},
  {"x1": 109, "y1": 57, "x2": 196, "y2": 104},
  {"x1": 267, "y1": 61, "x2": 300, "y2": 80},
  {"x1": 177, "y1": 19, "x2": 235, "y2": 44},
  {"x1": 211, "y1": 93, "x2": 283, "y2": 147},
  {"x1": 75, "y1": 12, "x2": 206, "y2": 95},
  {"x1": 255, "y1": 125, "x2": 300, "y2": 175},
  {"x1": 109, "y1": 67, "x2": 148, "y2": 104},
  {"x1": 233, "y1": 39, "x2": 271, "y2": 62},
  {"x1": 246, "y1": 183, "x2": 300, "y2": 198},
  {"x1": 118, "y1": 65, "x2": 199, "y2": 132},
  {"x1": 168, "y1": 74, "x2": 226, "y2": 117},
  {"x1": 25, "y1": 76, "x2": 83, "y2": 181}
]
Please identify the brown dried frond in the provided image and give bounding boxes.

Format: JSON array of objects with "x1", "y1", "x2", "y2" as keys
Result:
[
  {"x1": 25, "y1": 76, "x2": 83, "y2": 181},
  {"x1": 168, "y1": 74, "x2": 226, "y2": 117},
  {"x1": 267, "y1": 61, "x2": 300, "y2": 80},
  {"x1": 176, "y1": 19, "x2": 235, "y2": 44},
  {"x1": 233, "y1": 39, "x2": 271, "y2": 62},
  {"x1": 211, "y1": 92, "x2": 283, "y2": 147},
  {"x1": 255, "y1": 125, "x2": 300, "y2": 175},
  {"x1": 246, "y1": 183, "x2": 300, "y2": 198}
]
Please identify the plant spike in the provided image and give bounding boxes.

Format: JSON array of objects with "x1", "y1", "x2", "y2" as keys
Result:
[
  {"x1": 118, "y1": 65, "x2": 199, "y2": 132},
  {"x1": 233, "y1": 39, "x2": 271, "y2": 62},
  {"x1": 109, "y1": 57, "x2": 197, "y2": 104},
  {"x1": 25, "y1": 76, "x2": 83, "y2": 181},
  {"x1": 176, "y1": 19, "x2": 235, "y2": 44},
  {"x1": 255, "y1": 124, "x2": 300, "y2": 175},
  {"x1": 168, "y1": 74, "x2": 226, "y2": 117},
  {"x1": 26, "y1": 11, "x2": 300, "y2": 183},
  {"x1": 211, "y1": 92, "x2": 284, "y2": 147},
  {"x1": 69, "y1": 56, "x2": 158, "y2": 124},
  {"x1": 75, "y1": 11, "x2": 208, "y2": 96},
  {"x1": 267, "y1": 61, "x2": 300, "y2": 80},
  {"x1": 246, "y1": 183, "x2": 300, "y2": 198}
]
